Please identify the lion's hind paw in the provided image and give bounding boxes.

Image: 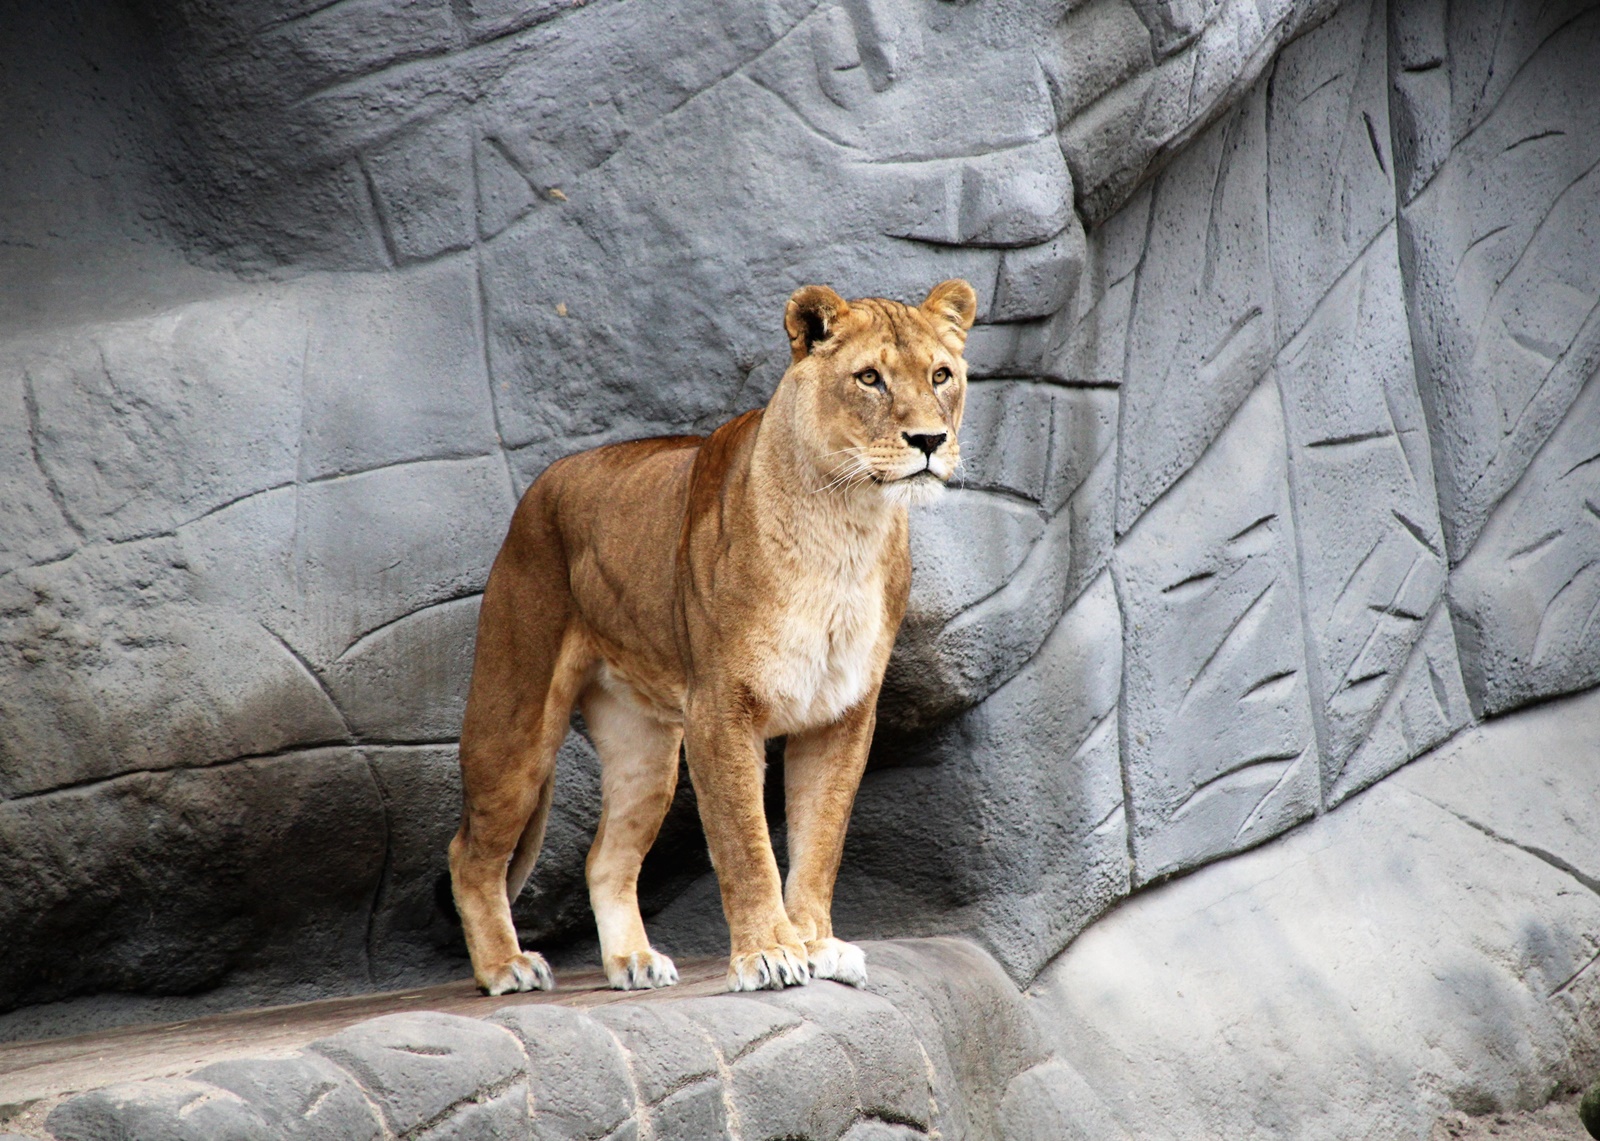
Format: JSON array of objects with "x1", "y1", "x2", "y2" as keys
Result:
[
  {"x1": 727, "y1": 945, "x2": 810, "y2": 991},
  {"x1": 807, "y1": 937, "x2": 867, "y2": 987},
  {"x1": 479, "y1": 951, "x2": 554, "y2": 996}
]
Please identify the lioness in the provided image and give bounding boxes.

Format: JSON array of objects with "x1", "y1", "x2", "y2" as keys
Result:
[{"x1": 449, "y1": 279, "x2": 977, "y2": 994}]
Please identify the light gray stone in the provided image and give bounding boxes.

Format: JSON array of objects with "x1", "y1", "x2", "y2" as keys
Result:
[
  {"x1": 1396, "y1": 7, "x2": 1600, "y2": 558},
  {"x1": 1039, "y1": 0, "x2": 1153, "y2": 125},
  {"x1": 360, "y1": 114, "x2": 477, "y2": 265},
  {"x1": 839, "y1": 1123, "x2": 927, "y2": 1141},
  {"x1": 991, "y1": 224, "x2": 1085, "y2": 323},
  {"x1": 1113, "y1": 379, "x2": 1319, "y2": 882},
  {"x1": 744, "y1": 4, "x2": 1059, "y2": 162},
  {"x1": 586, "y1": 1004, "x2": 719, "y2": 1109},
  {"x1": 644, "y1": 1077, "x2": 726, "y2": 1140},
  {"x1": 1059, "y1": 50, "x2": 1190, "y2": 227},
  {"x1": 46, "y1": 1079, "x2": 275, "y2": 1141},
  {"x1": 999, "y1": 1059, "x2": 1135, "y2": 1141},
  {"x1": 749, "y1": 984, "x2": 930, "y2": 1130},
  {"x1": 1328, "y1": 605, "x2": 1471, "y2": 807},
  {"x1": 474, "y1": 134, "x2": 542, "y2": 242},
  {"x1": 1265, "y1": 0, "x2": 1396, "y2": 337},
  {"x1": 861, "y1": 938, "x2": 1045, "y2": 1141},
  {"x1": 1028, "y1": 690, "x2": 1600, "y2": 1140},
  {"x1": 249, "y1": 0, "x2": 459, "y2": 104},
  {"x1": 181, "y1": 455, "x2": 513, "y2": 669},
  {"x1": 17, "y1": 290, "x2": 304, "y2": 545},
  {"x1": 323, "y1": 596, "x2": 479, "y2": 742},
  {"x1": 1449, "y1": 366, "x2": 1600, "y2": 716},
  {"x1": 365, "y1": 746, "x2": 468, "y2": 985},
  {"x1": 1275, "y1": 228, "x2": 1458, "y2": 797},
  {"x1": 956, "y1": 382, "x2": 1117, "y2": 520},
  {"x1": 883, "y1": 137, "x2": 1077, "y2": 249},
  {"x1": 0, "y1": 360, "x2": 74, "y2": 576},
  {"x1": 904, "y1": 491, "x2": 1046, "y2": 628},
  {"x1": 309, "y1": 1012, "x2": 527, "y2": 1137},
  {"x1": 1112, "y1": 79, "x2": 1274, "y2": 533},
  {"x1": 726, "y1": 1019, "x2": 859, "y2": 1141},
  {"x1": 1392, "y1": 686, "x2": 1600, "y2": 897},
  {"x1": 191, "y1": 1053, "x2": 385, "y2": 1141},
  {"x1": 0, "y1": 539, "x2": 348, "y2": 797},
  {"x1": 1049, "y1": 180, "x2": 1148, "y2": 382},
  {"x1": 1059, "y1": 0, "x2": 1337, "y2": 224},
  {"x1": 671, "y1": 995, "x2": 804, "y2": 1065},
  {"x1": 414, "y1": 1081, "x2": 532, "y2": 1141},
  {"x1": 489, "y1": 1004, "x2": 636, "y2": 1141},
  {"x1": 296, "y1": 261, "x2": 499, "y2": 481}
]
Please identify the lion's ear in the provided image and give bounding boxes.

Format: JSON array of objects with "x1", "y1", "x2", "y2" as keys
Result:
[
  {"x1": 921, "y1": 279, "x2": 978, "y2": 339},
  {"x1": 785, "y1": 285, "x2": 849, "y2": 362}
]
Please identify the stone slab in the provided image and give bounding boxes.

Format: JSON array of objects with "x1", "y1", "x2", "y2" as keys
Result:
[
  {"x1": 1396, "y1": 8, "x2": 1600, "y2": 558},
  {"x1": 1274, "y1": 227, "x2": 1461, "y2": 796},
  {"x1": 1028, "y1": 697, "x2": 1600, "y2": 1140},
  {"x1": 1114, "y1": 378, "x2": 1320, "y2": 882},
  {"x1": 1449, "y1": 365, "x2": 1600, "y2": 717},
  {"x1": 1113, "y1": 79, "x2": 1274, "y2": 533},
  {"x1": 308, "y1": 1011, "x2": 527, "y2": 1137}
]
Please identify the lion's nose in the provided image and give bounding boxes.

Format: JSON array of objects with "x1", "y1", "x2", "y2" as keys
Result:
[{"x1": 904, "y1": 431, "x2": 946, "y2": 456}]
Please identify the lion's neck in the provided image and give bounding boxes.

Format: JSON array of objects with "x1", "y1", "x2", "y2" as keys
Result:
[{"x1": 747, "y1": 392, "x2": 901, "y2": 580}]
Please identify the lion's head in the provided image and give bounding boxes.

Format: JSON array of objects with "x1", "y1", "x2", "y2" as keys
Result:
[{"x1": 780, "y1": 280, "x2": 977, "y2": 506}]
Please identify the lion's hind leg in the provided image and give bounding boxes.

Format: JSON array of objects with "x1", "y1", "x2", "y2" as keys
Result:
[
  {"x1": 581, "y1": 678, "x2": 683, "y2": 990},
  {"x1": 451, "y1": 571, "x2": 591, "y2": 996}
]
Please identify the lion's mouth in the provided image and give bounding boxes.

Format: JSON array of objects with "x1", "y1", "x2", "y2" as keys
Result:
[{"x1": 870, "y1": 467, "x2": 943, "y2": 485}]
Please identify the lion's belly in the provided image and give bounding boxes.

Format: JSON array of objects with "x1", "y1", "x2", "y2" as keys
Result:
[{"x1": 757, "y1": 588, "x2": 884, "y2": 737}]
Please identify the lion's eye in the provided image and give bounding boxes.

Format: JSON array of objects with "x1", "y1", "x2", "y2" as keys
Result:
[
  {"x1": 932, "y1": 367, "x2": 952, "y2": 386},
  {"x1": 855, "y1": 369, "x2": 884, "y2": 390}
]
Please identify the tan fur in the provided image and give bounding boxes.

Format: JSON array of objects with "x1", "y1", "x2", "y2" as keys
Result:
[{"x1": 449, "y1": 279, "x2": 978, "y2": 994}]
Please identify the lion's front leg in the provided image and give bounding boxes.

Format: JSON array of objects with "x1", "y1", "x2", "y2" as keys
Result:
[
  {"x1": 781, "y1": 697, "x2": 875, "y2": 987},
  {"x1": 683, "y1": 696, "x2": 809, "y2": 991}
]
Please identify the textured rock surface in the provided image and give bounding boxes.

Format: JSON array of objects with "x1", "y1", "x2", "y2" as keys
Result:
[
  {"x1": 2, "y1": 0, "x2": 1598, "y2": 1056},
  {"x1": 35, "y1": 938, "x2": 1042, "y2": 1141},
  {"x1": 19, "y1": 693, "x2": 1600, "y2": 1140},
  {"x1": 1113, "y1": 378, "x2": 1321, "y2": 882},
  {"x1": 1027, "y1": 685, "x2": 1600, "y2": 1141}
]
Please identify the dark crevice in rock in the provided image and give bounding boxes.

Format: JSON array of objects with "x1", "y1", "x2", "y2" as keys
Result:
[
  {"x1": 2, "y1": 742, "x2": 357, "y2": 804},
  {"x1": 1413, "y1": 791, "x2": 1600, "y2": 898},
  {"x1": 335, "y1": 592, "x2": 484, "y2": 663},
  {"x1": 1548, "y1": 946, "x2": 1600, "y2": 998},
  {"x1": 20, "y1": 368, "x2": 85, "y2": 543},
  {"x1": 259, "y1": 621, "x2": 355, "y2": 740},
  {"x1": 363, "y1": 752, "x2": 395, "y2": 988}
]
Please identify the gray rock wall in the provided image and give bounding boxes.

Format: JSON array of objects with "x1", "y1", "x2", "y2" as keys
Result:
[{"x1": 1, "y1": 0, "x2": 1597, "y2": 1027}]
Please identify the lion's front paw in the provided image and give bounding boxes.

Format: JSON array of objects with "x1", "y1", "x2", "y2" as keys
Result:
[
  {"x1": 806, "y1": 937, "x2": 867, "y2": 987},
  {"x1": 727, "y1": 944, "x2": 810, "y2": 991},
  {"x1": 605, "y1": 949, "x2": 679, "y2": 991},
  {"x1": 477, "y1": 951, "x2": 554, "y2": 996}
]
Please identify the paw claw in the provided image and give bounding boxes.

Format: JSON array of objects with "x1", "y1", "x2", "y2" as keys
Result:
[
  {"x1": 807, "y1": 937, "x2": 868, "y2": 988},
  {"x1": 480, "y1": 951, "x2": 554, "y2": 995},
  {"x1": 606, "y1": 949, "x2": 679, "y2": 990},
  {"x1": 727, "y1": 945, "x2": 811, "y2": 992}
]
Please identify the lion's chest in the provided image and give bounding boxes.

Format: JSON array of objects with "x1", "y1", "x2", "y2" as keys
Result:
[{"x1": 756, "y1": 576, "x2": 885, "y2": 736}]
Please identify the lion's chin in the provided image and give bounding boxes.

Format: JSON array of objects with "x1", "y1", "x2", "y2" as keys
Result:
[{"x1": 879, "y1": 471, "x2": 947, "y2": 507}]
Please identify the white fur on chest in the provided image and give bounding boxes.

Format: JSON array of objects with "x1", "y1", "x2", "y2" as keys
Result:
[{"x1": 757, "y1": 574, "x2": 885, "y2": 736}]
